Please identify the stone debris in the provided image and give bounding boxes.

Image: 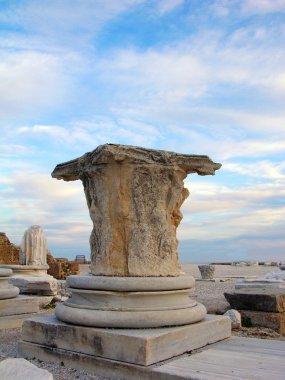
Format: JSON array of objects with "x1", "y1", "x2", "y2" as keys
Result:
[
  {"x1": 265, "y1": 271, "x2": 285, "y2": 280},
  {"x1": 9, "y1": 275, "x2": 58, "y2": 296},
  {"x1": 224, "y1": 309, "x2": 241, "y2": 329}
]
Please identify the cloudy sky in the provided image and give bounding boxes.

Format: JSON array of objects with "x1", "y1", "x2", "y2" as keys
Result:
[{"x1": 1, "y1": 0, "x2": 284, "y2": 263}]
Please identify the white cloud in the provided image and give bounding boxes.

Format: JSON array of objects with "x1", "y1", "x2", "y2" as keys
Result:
[
  {"x1": 224, "y1": 161, "x2": 285, "y2": 179},
  {"x1": 0, "y1": 51, "x2": 74, "y2": 118},
  {"x1": 97, "y1": 47, "x2": 209, "y2": 101},
  {"x1": 0, "y1": 144, "x2": 29, "y2": 157},
  {"x1": 0, "y1": 0, "x2": 145, "y2": 48},
  {"x1": 156, "y1": 0, "x2": 184, "y2": 15},
  {"x1": 241, "y1": 0, "x2": 285, "y2": 15},
  {"x1": 14, "y1": 118, "x2": 161, "y2": 149}
]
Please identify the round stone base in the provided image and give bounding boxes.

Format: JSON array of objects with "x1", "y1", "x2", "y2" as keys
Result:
[
  {"x1": 0, "y1": 268, "x2": 13, "y2": 277},
  {"x1": 67, "y1": 274, "x2": 195, "y2": 291},
  {"x1": 0, "y1": 268, "x2": 20, "y2": 300},
  {"x1": 65, "y1": 288, "x2": 197, "y2": 311},
  {"x1": 56, "y1": 275, "x2": 206, "y2": 328},
  {"x1": 0, "y1": 265, "x2": 49, "y2": 277},
  {"x1": 0, "y1": 286, "x2": 19, "y2": 299},
  {"x1": 55, "y1": 301, "x2": 206, "y2": 328}
]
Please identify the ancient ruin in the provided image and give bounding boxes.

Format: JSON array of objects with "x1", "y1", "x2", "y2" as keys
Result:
[
  {"x1": 1, "y1": 226, "x2": 57, "y2": 296},
  {"x1": 47, "y1": 251, "x2": 79, "y2": 280},
  {"x1": 51, "y1": 144, "x2": 221, "y2": 277},
  {"x1": 19, "y1": 144, "x2": 231, "y2": 377},
  {"x1": 198, "y1": 264, "x2": 215, "y2": 279}
]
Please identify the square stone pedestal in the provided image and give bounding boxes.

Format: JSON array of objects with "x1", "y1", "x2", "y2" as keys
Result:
[{"x1": 18, "y1": 314, "x2": 231, "y2": 379}]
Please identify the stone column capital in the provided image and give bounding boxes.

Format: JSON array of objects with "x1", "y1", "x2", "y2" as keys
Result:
[{"x1": 52, "y1": 144, "x2": 221, "y2": 276}]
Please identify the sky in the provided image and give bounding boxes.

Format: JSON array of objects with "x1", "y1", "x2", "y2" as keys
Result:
[{"x1": 0, "y1": 0, "x2": 285, "y2": 264}]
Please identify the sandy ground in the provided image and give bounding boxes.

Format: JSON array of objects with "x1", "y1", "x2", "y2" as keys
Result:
[
  {"x1": 0, "y1": 264, "x2": 284, "y2": 380},
  {"x1": 79, "y1": 263, "x2": 280, "y2": 278}
]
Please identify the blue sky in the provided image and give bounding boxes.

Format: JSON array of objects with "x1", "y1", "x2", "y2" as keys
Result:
[{"x1": 1, "y1": 0, "x2": 285, "y2": 263}]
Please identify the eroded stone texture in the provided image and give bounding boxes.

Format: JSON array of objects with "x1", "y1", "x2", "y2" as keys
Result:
[
  {"x1": 52, "y1": 144, "x2": 221, "y2": 276},
  {"x1": 198, "y1": 264, "x2": 215, "y2": 279}
]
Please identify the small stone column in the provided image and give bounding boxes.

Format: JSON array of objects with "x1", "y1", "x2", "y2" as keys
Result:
[
  {"x1": 20, "y1": 225, "x2": 47, "y2": 266},
  {"x1": 52, "y1": 144, "x2": 221, "y2": 327}
]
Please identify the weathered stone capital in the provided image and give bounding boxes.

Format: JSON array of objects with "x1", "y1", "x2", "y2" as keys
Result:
[
  {"x1": 51, "y1": 144, "x2": 221, "y2": 181},
  {"x1": 52, "y1": 144, "x2": 221, "y2": 276}
]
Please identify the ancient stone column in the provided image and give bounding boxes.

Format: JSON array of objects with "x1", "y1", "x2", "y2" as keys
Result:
[
  {"x1": 52, "y1": 144, "x2": 221, "y2": 277},
  {"x1": 52, "y1": 144, "x2": 221, "y2": 327}
]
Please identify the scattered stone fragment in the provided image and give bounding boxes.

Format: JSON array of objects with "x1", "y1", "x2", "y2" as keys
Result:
[
  {"x1": 198, "y1": 265, "x2": 215, "y2": 280},
  {"x1": 265, "y1": 271, "x2": 285, "y2": 280},
  {"x1": 224, "y1": 309, "x2": 241, "y2": 329}
]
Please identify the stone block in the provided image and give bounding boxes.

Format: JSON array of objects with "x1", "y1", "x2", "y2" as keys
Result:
[
  {"x1": 241, "y1": 310, "x2": 285, "y2": 335},
  {"x1": 0, "y1": 295, "x2": 39, "y2": 317},
  {"x1": 20, "y1": 314, "x2": 231, "y2": 366},
  {"x1": 0, "y1": 358, "x2": 53, "y2": 380},
  {"x1": 224, "y1": 289, "x2": 285, "y2": 312},
  {"x1": 9, "y1": 275, "x2": 58, "y2": 296}
]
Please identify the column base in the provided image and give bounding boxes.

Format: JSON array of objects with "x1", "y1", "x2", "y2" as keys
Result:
[
  {"x1": 55, "y1": 301, "x2": 206, "y2": 328},
  {"x1": 0, "y1": 265, "x2": 49, "y2": 276},
  {"x1": 0, "y1": 268, "x2": 19, "y2": 300},
  {"x1": 56, "y1": 274, "x2": 206, "y2": 328}
]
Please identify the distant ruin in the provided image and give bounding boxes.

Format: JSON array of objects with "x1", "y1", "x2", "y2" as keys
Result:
[
  {"x1": 0, "y1": 232, "x2": 20, "y2": 265},
  {"x1": 47, "y1": 252, "x2": 79, "y2": 279}
]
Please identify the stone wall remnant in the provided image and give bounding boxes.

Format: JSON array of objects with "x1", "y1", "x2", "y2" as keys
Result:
[{"x1": 0, "y1": 233, "x2": 20, "y2": 264}]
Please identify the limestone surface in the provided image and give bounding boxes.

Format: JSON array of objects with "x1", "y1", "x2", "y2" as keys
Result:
[
  {"x1": 20, "y1": 225, "x2": 48, "y2": 266},
  {"x1": 52, "y1": 144, "x2": 221, "y2": 276}
]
